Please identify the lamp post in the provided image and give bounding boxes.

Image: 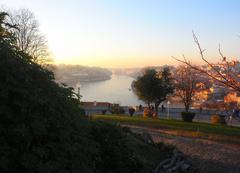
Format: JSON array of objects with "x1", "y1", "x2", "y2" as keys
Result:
[
  {"x1": 76, "y1": 82, "x2": 81, "y2": 102},
  {"x1": 167, "y1": 101, "x2": 170, "y2": 119},
  {"x1": 93, "y1": 101, "x2": 97, "y2": 116}
]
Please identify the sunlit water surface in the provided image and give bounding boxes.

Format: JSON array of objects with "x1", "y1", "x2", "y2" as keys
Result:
[{"x1": 77, "y1": 75, "x2": 143, "y2": 106}]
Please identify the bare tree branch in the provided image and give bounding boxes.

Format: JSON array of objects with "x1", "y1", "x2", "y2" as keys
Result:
[
  {"x1": 7, "y1": 8, "x2": 51, "y2": 65},
  {"x1": 173, "y1": 32, "x2": 240, "y2": 93}
]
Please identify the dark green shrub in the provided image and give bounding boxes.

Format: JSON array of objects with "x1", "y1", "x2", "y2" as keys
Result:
[
  {"x1": 101, "y1": 110, "x2": 107, "y2": 115},
  {"x1": 181, "y1": 112, "x2": 195, "y2": 122},
  {"x1": 79, "y1": 106, "x2": 86, "y2": 115},
  {"x1": 91, "y1": 122, "x2": 146, "y2": 173},
  {"x1": 155, "y1": 142, "x2": 175, "y2": 155},
  {"x1": 128, "y1": 108, "x2": 135, "y2": 116},
  {"x1": 110, "y1": 104, "x2": 125, "y2": 114}
]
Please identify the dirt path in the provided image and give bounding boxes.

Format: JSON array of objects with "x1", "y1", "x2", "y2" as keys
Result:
[{"x1": 125, "y1": 125, "x2": 240, "y2": 173}]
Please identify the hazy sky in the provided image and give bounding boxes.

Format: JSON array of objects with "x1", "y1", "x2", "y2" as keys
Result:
[{"x1": 1, "y1": 0, "x2": 240, "y2": 68}]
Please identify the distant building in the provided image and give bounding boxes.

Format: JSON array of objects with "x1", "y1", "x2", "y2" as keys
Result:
[{"x1": 224, "y1": 92, "x2": 240, "y2": 104}]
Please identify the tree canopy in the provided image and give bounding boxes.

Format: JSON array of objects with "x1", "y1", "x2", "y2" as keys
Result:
[{"x1": 132, "y1": 67, "x2": 174, "y2": 114}]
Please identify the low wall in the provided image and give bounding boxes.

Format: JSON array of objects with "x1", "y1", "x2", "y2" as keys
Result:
[{"x1": 84, "y1": 107, "x2": 221, "y2": 117}]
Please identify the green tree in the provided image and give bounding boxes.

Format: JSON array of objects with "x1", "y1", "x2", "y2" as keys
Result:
[{"x1": 132, "y1": 67, "x2": 174, "y2": 116}]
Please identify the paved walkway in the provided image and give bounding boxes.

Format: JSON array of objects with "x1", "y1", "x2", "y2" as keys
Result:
[
  {"x1": 126, "y1": 125, "x2": 240, "y2": 173},
  {"x1": 133, "y1": 111, "x2": 240, "y2": 127}
]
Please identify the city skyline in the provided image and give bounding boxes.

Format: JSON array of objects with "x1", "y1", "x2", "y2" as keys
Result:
[{"x1": 1, "y1": 0, "x2": 240, "y2": 68}]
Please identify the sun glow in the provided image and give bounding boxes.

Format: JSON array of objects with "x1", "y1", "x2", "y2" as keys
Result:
[{"x1": 5, "y1": 0, "x2": 238, "y2": 68}]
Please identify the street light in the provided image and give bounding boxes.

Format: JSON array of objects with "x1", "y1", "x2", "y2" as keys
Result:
[
  {"x1": 93, "y1": 101, "x2": 97, "y2": 107},
  {"x1": 167, "y1": 101, "x2": 171, "y2": 119},
  {"x1": 76, "y1": 82, "x2": 81, "y2": 102}
]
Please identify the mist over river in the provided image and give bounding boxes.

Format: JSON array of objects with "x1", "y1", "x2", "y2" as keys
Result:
[{"x1": 76, "y1": 75, "x2": 144, "y2": 106}]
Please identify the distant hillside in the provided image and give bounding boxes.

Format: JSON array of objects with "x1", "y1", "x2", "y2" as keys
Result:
[
  {"x1": 111, "y1": 65, "x2": 176, "y2": 79},
  {"x1": 54, "y1": 64, "x2": 112, "y2": 87}
]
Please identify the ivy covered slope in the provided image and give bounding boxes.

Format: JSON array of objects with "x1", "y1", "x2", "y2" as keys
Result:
[{"x1": 0, "y1": 33, "x2": 171, "y2": 173}]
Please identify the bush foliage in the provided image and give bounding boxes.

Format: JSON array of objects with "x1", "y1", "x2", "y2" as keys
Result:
[
  {"x1": 128, "y1": 108, "x2": 135, "y2": 116},
  {"x1": 110, "y1": 104, "x2": 125, "y2": 114},
  {"x1": 181, "y1": 112, "x2": 195, "y2": 122}
]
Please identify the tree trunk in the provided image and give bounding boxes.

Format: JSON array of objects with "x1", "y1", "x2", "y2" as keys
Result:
[
  {"x1": 155, "y1": 103, "x2": 160, "y2": 117},
  {"x1": 185, "y1": 104, "x2": 190, "y2": 112}
]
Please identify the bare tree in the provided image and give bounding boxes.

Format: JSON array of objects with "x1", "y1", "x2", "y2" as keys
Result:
[
  {"x1": 7, "y1": 9, "x2": 51, "y2": 64},
  {"x1": 173, "y1": 31, "x2": 240, "y2": 93},
  {"x1": 174, "y1": 65, "x2": 209, "y2": 112}
]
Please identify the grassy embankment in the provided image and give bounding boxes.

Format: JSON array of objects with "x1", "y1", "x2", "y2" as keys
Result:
[{"x1": 93, "y1": 115, "x2": 240, "y2": 144}]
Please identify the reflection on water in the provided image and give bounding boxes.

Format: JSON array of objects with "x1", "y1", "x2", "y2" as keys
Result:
[{"x1": 77, "y1": 75, "x2": 144, "y2": 106}]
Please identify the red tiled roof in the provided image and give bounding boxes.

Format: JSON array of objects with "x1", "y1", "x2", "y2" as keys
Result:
[{"x1": 82, "y1": 101, "x2": 112, "y2": 108}]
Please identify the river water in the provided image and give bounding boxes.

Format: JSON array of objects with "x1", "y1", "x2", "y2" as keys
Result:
[{"x1": 77, "y1": 75, "x2": 144, "y2": 106}]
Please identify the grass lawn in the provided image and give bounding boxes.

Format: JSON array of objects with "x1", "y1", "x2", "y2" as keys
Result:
[{"x1": 93, "y1": 115, "x2": 240, "y2": 143}]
